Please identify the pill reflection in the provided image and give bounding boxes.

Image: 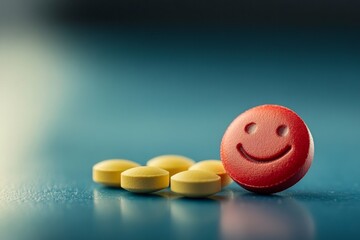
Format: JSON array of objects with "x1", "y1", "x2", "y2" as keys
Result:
[
  {"x1": 220, "y1": 193, "x2": 315, "y2": 240},
  {"x1": 93, "y1": 188, "x2": 123, "y2": 238},
  {"x1": 93, "y1": 188, "x2": 172, "y2": 238},
  {"x1": 170, "y1": 197, "x2": 221, "y2": 240}
]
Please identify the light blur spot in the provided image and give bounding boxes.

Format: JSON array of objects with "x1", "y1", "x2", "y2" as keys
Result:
[{"x1": 0, "y1": 28, "x2": 73, "y2": 178}]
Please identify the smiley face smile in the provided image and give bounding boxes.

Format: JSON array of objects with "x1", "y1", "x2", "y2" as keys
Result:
[
  {"x1": 237, "y1": 143, "x2": 292, "y2": 163},
  {"x1": 221, "y1": 105, "x2": 314, "y2": 193}
]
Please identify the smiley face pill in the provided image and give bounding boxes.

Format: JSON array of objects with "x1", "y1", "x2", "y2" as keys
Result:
[
  {"x1": 171, "y1": 170, "x2": 221, "y2": 197},
  {"x1": 121, "y1": 166, "x2": 169, "y2": 193},
  {"x1": 221, "y1": 104, "x2": 314, "y2": 194},
  {"x1": 189, "y1": 160, "x2": 232, "y2": 187},
  {"x1": 147, "y1": 155, "x2": 195, "y2": 176},
  {"x1": 93, "y1": 159, "x2": 140, "y2": 187}
]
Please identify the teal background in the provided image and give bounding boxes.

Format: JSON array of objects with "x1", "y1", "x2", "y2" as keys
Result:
[{"x1": 1, "y1": 27, "x2": 360, "y2": 239}]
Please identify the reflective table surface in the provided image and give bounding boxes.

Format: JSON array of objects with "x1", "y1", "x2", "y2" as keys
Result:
[{"x1": 1, "y1": 26, "x2": 360, "y2": 240}]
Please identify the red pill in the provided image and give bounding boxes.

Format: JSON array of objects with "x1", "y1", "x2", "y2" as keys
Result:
[{"x1": 221, "y1": 105, "x2": 314, "y2": 194}]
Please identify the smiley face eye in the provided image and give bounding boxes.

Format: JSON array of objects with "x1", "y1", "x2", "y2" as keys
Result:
[
  {"x1": 277, "y1": 125, "x2": 289, "y2": 137},
  {"x1": 245, "y1": 122, "x2": 257, "y2": 134}
]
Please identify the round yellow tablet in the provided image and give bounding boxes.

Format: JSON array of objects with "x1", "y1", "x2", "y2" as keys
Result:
[
  {"x1": 171, "y1": 170, "x2": 221, "y2": 197},
  {"x1": 93, "y1": 159, "x2": 140, "y2": 187},
  {"x1": 147, "y1": 155, "x2": 195, "y2": 176},
  {"x1": 189, "y1": 160, "x2": 233, "y2": 187},
  {"x1": 121, "y1": 166, "x2": 169, "y2": 193}
]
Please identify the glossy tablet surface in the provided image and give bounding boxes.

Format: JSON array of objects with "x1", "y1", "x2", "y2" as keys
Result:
[
  {"x1": 171, "y1": 170, "x2": 221, "y2": 197},
  {"x1": 147, "y1": 155, "x2": 195, "y2": 176},
  {"x1": 121, "y1": 166, "x2": 169, "y2": 193},
  {"x1": 189, "y1": 160, "x2": 232, "y2": 187},
  {"x1": 93, "y1": 159, "x2": 140, "y2": 187}
]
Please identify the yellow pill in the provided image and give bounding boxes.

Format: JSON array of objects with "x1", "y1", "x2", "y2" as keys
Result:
[
  {"x1": 189, "y1": 160, "x2": 233, "y2": 187},
  {"x1": 92, "y1": 159, "x2": 140, "y2": 187},
  {"x1": 171, "y1": 170, "x2": 221, "y2": 197},
  {"x1": 121, "y1": 166, "x2": 169, "y2": 193},
  {"x1": 147, "y1": 155, "x2": 195, "y2": 176}
]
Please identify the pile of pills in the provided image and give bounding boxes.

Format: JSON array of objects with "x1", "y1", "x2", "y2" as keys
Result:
[
  {"x1": 93, "y1": 155, "x2": 232, "y2": 197},
  {"x1": 93, "y1": 104, "x2": 314, "y2": 196}
]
